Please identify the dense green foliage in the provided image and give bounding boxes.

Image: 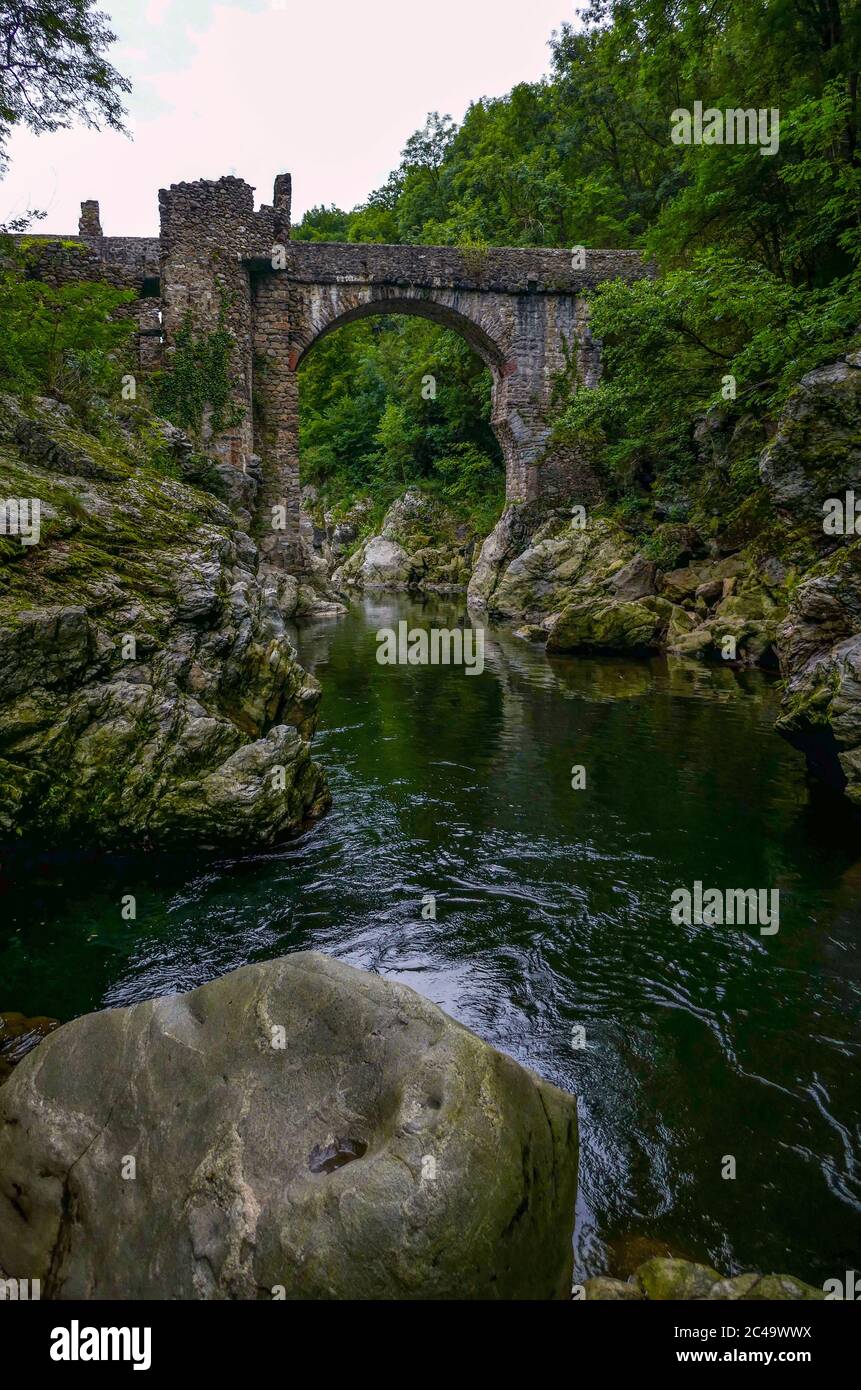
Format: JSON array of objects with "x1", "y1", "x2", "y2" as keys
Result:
[
  {"x1": 153, "y1": 303, "x2": 242, "y2": 442},
  {"x1": 299, "y1": 314, "x2": 503, "y2": 530},
  {"x1": 0, "y1": 0, "x2": 133, "y2": 419},
  {"x1": 0, "y1": 237, "x2": 134, "y2": 407},
  {"x1": 554, "y1": 251, "x2": 861, "y2": 521},
  {"x1": 297, "y1": 0, "x2": 861, "y2": 531}
]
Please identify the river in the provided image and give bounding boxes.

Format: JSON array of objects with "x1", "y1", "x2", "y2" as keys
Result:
[{"x1": 2, "y1": 593, "x2": 860, "y2": 1284}]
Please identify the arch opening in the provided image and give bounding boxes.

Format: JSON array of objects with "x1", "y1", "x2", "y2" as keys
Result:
[
  {"x1": 293, "y1": 295, "x2": 508, "y2": 374},
  {"x1": 295, "y1": 309, "x2": 506, "y2": 550}
]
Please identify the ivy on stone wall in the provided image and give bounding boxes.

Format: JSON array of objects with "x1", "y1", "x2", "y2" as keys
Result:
[{"x1": 154, "y1": 297, "x2": 242, "y2": 441}]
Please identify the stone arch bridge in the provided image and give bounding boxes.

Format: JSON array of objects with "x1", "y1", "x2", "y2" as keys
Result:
[{"x1": 30, "y1": 174, "x2": 646, "y2": 567}]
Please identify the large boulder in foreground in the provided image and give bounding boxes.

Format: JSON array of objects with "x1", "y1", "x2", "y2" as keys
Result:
[
  {"x1": 0, "y1": 953, "x2": 578, "y2": 1300},
  {"x1": 546, "y1": 595, "x2": 673, "y2": 654}
]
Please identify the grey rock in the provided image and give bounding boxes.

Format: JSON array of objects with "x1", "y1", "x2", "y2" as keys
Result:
[
  {"x1": 695, "y1": 579, "x2": 724, "y2": 608},
  {"x1": 468, "y1": 504, "x2": 636, "y2": 621},
  {"x1": 775, "y1": 548, "x2": 861, "y2": 802},
  {"x1": 334, "y1": 491, "x2": 476, "y2": 594},
  {"x1": 760, "y1": 358, "x2": 861, "y2": 525},
  {"x1": 636, "y1": 1257, "x2": 722, "y2": 1300},
  {"x1": 609, "y1": 554, "x2": 657, "y2": 601},
  {"x1": 0, "y1": 395, "x2": 329, "y2": 845},
  {"x1": 340, "y1": 535, "x2": 413, "y2": 590},
  {"x1": 582, "y1": 1276, "x2": 643, "y2": 1300},
  {"x1": 0, "y1": 953, "x2": 579, "y2": 1301}
]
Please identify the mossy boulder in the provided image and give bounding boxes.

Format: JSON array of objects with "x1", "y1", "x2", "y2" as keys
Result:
[
  {"x1": 667, "y1": 604, "x2": 697, "y2": 641},
  {"x1": 746, "y1": 1274, "x2": 826, "y2": 1300},
  {"x1": 333, "y1": 489, "x2": 479, "y2": 594},
  {"x1": 0, "y1": 394, "x2": 328, "y2": 846},
  {"x1": 667, "y1": 610, "x2": 779, "y2": 668},
  {"x1": 661, "y1": 565, "x2": 701, "y2": 603},
  {"x1": 636, "y1": 1257, "x2": 722, "y2": 1300},
  {"x1": 0, "y1": 952, "x2": 579, "y2": 1300},
  {"x1": 668, "y1": 626, "x2": 716, "y2": 658},
  {"x1": 468, "y1": 504, "x2": 636, "y2": 620},
  {"x1": 583, "y1": 1256, "x2": 825, "y2": 1300},
  {"x1": 546, "y1": 595, "x2": 672, "y2": 654}
]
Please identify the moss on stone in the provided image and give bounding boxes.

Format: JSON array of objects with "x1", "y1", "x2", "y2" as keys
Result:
[
  {"x1": 0, "y1": 393, "x2": 328, "y2": 847},
  {"x1": 585, "y1": 1256, "x2": 825, "y2": 1300}
]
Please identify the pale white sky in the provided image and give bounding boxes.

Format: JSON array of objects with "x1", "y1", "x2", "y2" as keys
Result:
[{"x1": 1, "y1": 0, "x2": 577, "y2": 235}]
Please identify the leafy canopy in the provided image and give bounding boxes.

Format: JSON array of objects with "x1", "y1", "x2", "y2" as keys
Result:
[
  {"x1": 294, "y1": 0, "x2": 861, "y2": 524},
  {"x1": 0, "y1": 0, "x2": 130, "y2": 174}
]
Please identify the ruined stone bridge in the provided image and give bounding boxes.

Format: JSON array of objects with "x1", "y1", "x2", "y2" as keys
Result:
[{"x1": 29, "y1": 174, "x2": 647, "y2": 565}]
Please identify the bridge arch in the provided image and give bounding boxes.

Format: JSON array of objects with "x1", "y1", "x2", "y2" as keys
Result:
[
  {"x1": 290, "y1": 288, "x2": 510, "y2": 374},
  {"x1": 292, "y1": 295, "x2": 507, "y2": 540}
]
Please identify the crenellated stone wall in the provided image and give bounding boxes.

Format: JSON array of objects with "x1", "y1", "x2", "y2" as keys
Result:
[{"x1": 26, "y1": 174, "x2": 650, "y2": 569}]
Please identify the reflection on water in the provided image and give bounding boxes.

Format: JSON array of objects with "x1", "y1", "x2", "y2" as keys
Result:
[{"x1": 1, "y1": 594, "x2": 860, "y2": 1284}]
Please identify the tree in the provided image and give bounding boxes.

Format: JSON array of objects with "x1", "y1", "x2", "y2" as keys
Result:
[
  {"x1": 400, "y1": 111, "x2": 456, "y2": 174},
  {"x1": 0, "y1": 241, "x2": 134, "y2": 397},
  {"x1": 292, "y1": 204, "x2": 350, "y2": 241},
  {"x1": 293, "y1": 1, "x2": 861, "y2": 532},
  {"x1": 0, "y1": 0, "x2": 130, "y2": 173}
]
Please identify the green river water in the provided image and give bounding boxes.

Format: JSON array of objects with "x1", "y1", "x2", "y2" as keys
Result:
[{"x1": 1, "y1": 593, "x2": 860, "y2": 1284}]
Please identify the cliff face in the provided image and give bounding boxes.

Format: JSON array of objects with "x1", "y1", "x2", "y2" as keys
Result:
[
  {"x1": 775, "y1": 543, "x2": 861, "y2": 801},
  {"x1": 0, "y1": 395, "x2": 329, "y2": 846},
  {"x1": 766, "y1": 355, "x2": 861, "y2": 803}
]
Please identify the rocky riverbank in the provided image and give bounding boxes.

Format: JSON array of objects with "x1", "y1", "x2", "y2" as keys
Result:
[
  {"x1": 466, "y1": 349, "x2": 861, "y2": 805},
  {"x1": 467, "y1": 503, "x2": 784, "y2": 666},
  {"x1": 0, "y1": 393, "x2": 330, "y2": 846}
]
